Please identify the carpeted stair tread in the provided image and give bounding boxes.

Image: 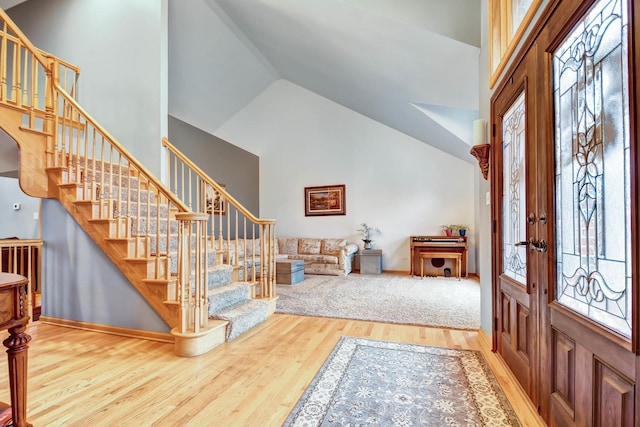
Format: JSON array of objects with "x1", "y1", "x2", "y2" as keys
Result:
[
  {"x1": 206, "y1": 264, "x2": 234, "y2": 288},
  {"x1": 102, "y1": 187, "x2": 155, "y2": 203},
  {"x1": 211, "y1": 299, "x2": 269, "y2": 341},
  {"x1": 168, "y1": 250, "x2": 219, "y2": 275},
  {"x1": 132, "y1": 218, "x2": 179, "y2": 235},
  {"x1": 112, "y1": 201, "x2": 170, "y2": 219},
  {"x1": 207, "y1": 282, "x2": 252, "y2": 314}
]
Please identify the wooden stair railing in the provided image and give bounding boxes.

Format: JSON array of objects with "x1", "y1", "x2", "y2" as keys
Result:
[
  {"x1": 0, "y1": 9, "x2": 79, "y2": 198},
  {"x1": 162, "y1": 137, "x2": 277, "y2": 300},
  {"x1": 0, "y1": 8, "x2": 226, "y2": 355}
]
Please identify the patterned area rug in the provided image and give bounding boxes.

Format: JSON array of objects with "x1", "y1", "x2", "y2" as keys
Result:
[
  {"x1": 276, "y1": 273, "x2": 480, "y2": 330},
  {"x1": 284, "y1": 337, "x2": 521, "y2": 426}
]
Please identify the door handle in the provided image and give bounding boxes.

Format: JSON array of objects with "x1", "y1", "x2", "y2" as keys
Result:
[
  {"x1": 514, "y1": 239, "x2": 547, "y2": 253},
  {"x1": 531, "y1": 239, "x2": 547, "y2": 253}
]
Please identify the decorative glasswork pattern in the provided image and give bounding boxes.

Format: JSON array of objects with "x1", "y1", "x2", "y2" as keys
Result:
[
  {"x1": 553, "y1": 0, "x2": 630, "y2": 337},
  {"x1": 502, "y1": 92, "x2": 527, "y2": 285}
]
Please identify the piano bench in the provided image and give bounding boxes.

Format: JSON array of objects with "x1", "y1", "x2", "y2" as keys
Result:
[{"x1": 420, "y1": 252, "x2": 461, "y2": 280}]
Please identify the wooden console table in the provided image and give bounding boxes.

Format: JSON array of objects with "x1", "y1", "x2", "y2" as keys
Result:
[
  {"x1": 0, "y1": 273, "x2": 32, "y2": 427},
  {"x1": 410, "y1": 236, "x2": 468, "y2": 278}
]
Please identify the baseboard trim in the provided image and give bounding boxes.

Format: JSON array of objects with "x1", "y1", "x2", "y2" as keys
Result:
[
  {"x1": 477, "y1": 328, "x2": 492, "y2": 349},
  {"x1": 381, "y1": 269, "x2": 410, "y2": 275},
  {"x1": 477, "y1": 329, "x2": 546, "y2": 426},
  {"x1": 359, "y1": 270, "x2": 478, "y2": 278},
  {"x1": 353, "y1": 269, "x2": 411, "y2": 275},
  {"x1": 38, "y1": 316, "x2": 174, "y2": 343}
]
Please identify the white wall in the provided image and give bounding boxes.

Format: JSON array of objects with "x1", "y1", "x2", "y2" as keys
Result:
[
  {"x1": 0, "y1": 130, "x2": 18, "y2": 175},
  {"x1": 217, "y1": 80, "x2": 477, "y2": 273},
  {"x1": 477, "y1": 0, "x2": 493, "y2": 335},
  {"x1": 0, "y1": 177, "x2": 40, "y2": 239},
  {"x1": 8, "y1": 0, "x2": 167, "y2": 176},
  {"x1": 168, "y1": 0, "x2": 277, "y2": 134}
]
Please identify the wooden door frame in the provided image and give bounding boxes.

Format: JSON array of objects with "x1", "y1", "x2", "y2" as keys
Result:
[{"x1": 491, "y1": 0, "x2": 640, "y2": 423}]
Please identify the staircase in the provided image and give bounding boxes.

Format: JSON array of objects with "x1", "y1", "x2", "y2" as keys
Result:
[{"x1": 0, "y1": 9, "x2": 277, "y2": 356}]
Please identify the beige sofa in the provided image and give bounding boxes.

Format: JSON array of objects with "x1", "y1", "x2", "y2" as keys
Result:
[
  {"x1": 277, "y1": 237, "x2": 359, "y2": 276},
  {"x1": 218, "y1": 237, "x2": 358, "y2": 277}
]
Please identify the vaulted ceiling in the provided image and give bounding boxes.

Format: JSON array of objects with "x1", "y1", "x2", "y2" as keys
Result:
[
  {"x1": 0, "y1": 0, "x2": 482, "y2": 175},
  {"x1": 219, "y1": 0, "x2": 482, "y2": 160},
  {"x1": 172, "y1": 0, "x2": 482, "y2": 161}
]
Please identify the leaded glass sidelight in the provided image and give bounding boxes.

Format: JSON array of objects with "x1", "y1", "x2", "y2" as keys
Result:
[
  {"x1": 553, "y1": 0, "x2": 630, "y2": 337},
  {"x1": 502, "y1": 92, "x2": 527, "y2": 285}
]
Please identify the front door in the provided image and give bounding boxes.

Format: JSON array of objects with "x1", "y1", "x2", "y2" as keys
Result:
[
  {"x1": 492, "y1": 0, "x2": 640, "y2": 424},
  {"x1": 492, "y1": 59, "x2": 540, "y2": 406},
  {"x1": 543, "y1": 0, "x2": 637, "y2": 424}
]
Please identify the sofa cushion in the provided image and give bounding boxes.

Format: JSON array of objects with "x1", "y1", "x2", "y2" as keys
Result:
[
  {"x1": 228, "y1": 239, "x2": 255, "y2": 256},
  {"x1": 278, "y1": 238, "x2": 299, "y2": 255},
  {"x1": 321, "y1": 238, "x2": 347, "y2": 255},
  {"x1": 290, "y1": 254, "x2": 339, "y2": 264},
  {"x1": 299, "y1": 238, "x2": 321, "y2": 254}
]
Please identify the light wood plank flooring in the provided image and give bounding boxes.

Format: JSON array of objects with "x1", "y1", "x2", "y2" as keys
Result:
[{"x1": 0, "y1": 315, "x2": 546, "y2": 426}]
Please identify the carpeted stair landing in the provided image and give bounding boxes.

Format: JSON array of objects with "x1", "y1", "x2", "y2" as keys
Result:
[{"x1": 205, "y1": 265, "x2": 268, "y2": 341}]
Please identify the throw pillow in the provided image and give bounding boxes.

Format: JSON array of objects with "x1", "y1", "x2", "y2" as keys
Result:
[
  {"x1": 278, "y1": 238, "x2": 299, "y2": 255},
  {"x1": 299, "y1": 238, "x2": 321, "y2": 254},
  {"x1": 321, "y1": 238, "x2": 346, "y2": 254}
]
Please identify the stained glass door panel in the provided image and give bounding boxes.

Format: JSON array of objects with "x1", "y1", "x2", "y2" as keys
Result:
[
  {"x1": 502, "y1": 92, "x2": 527, "y2": 285},
  {"x1": 553, "y1": 0, "x2": 631, "y2": 338}
]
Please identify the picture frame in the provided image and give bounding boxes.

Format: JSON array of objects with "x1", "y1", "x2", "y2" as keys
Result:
[
  {"x1": 304, "y1": 184, "x2": 346, "y2": 216},
  {"x1": 204, "y1": 183, "x2": 226, "y2": 215}
]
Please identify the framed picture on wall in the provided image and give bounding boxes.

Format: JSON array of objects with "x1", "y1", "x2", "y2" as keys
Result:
[
  {"x1": 304, "y1": 184, "x2": 346, "y2": 216},
  {"x1": 204, "y1": 183, "x2": 226, "y2": 215}
]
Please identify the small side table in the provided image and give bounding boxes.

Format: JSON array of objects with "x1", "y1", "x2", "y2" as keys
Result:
[
  {"x1": 359, "y1": 249, "x2": 382, "y2": 274},
  {"x1": 276, "y1": 259, "x2": 305, "y2": 285}
]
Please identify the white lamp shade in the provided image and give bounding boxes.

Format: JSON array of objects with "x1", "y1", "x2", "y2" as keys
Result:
[{"x1": 473, "y1": 119, "x2": 487, "y2": 146}]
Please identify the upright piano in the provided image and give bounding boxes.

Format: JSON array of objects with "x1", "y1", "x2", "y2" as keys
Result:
[{"x1": 410, "y1": 235, "x2": 468, "y2": 278}]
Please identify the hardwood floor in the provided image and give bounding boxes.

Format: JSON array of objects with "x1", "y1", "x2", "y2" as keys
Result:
[{"x1": 0, "y1": 315, "x2": 546, "y2": 426}]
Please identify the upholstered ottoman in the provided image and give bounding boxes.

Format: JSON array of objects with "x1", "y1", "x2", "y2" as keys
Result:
[{"x1": 276, "y1": 259, "x2": 305, "y2": 285}]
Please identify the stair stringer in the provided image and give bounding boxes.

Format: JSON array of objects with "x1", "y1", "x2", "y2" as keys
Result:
[
  {"x1": 0, "y1": 109, "x2": 50, "y2": 198},
  {"x1": 50, "y1": 171, "x2": 183, "y2": 328}
]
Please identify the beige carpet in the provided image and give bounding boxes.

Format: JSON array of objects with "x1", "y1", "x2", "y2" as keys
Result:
[{"x1": 275, "y1": 273, "x2": 480, "y2": 330}]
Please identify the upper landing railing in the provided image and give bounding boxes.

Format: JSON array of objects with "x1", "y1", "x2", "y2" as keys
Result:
[{"x1": 0, "y1": 13, "x2": 79, "y2": 131}]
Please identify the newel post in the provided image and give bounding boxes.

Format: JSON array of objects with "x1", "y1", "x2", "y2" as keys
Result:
[
  {"x1": 172, "y1": 211, "x2": 228, "y2": 357},
  {"x1": 174, "y1": 212, "x2": 209, "y2": 334}
]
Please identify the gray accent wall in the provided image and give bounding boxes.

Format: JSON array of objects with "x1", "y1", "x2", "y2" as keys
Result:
[
  {"x1": 0, "y1": 177, "x2": 40, "y2": 239},
  {"x1": 168, "y1": 115, "x2": 259, "y2": 216},
  {"x1": 42, "y1": 199, "x2": 169, "y2": 332}
]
